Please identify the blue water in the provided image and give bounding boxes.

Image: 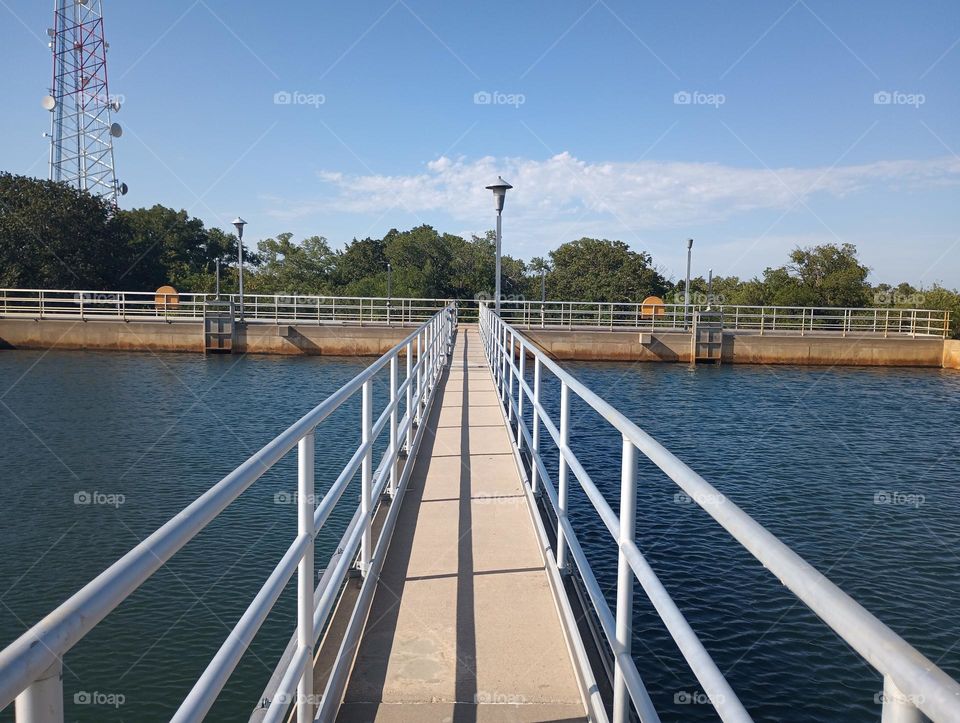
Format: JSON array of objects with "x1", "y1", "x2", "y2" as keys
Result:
[
  {"x1": 1, "y1": 350, "x2": 958, "y2": 721},
  {"x1": 534, "y1": 361, "x2": 960, "y2": 722}
]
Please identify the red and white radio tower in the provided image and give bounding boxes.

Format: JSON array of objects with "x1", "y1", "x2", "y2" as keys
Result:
[{"x1": 42, "y1": 0, "x2": 127, "y2": 204}]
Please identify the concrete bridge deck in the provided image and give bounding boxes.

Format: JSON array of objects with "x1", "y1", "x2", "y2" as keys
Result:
[{"x1": 335, "y1": 327, "x2": 587, "y2": 722}]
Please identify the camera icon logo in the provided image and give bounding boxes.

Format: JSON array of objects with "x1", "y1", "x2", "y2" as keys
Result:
[
  {"x1": 673, "y1": 90, "x2": 692, "y2": 105},
  {"x1": 873, "y1": 91, "x2": 892, "y2": 105},
  {"x1": 74, "y1": 491, "x2": 91, "y2": 505},
  {"x1": 474, "y1": 91, "x2": 492, "y2": 105},
  {"x1": 274, "y1": 90, "x2": 293, "y2": 105}
]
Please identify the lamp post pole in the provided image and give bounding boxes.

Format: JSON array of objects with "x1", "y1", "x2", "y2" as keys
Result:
[
  {"x1": 485, "y1": 177, "x2": 513, "y2": 315},
  {"x1": 386, "y1": 262, "x2": 392, "y2": 324},
  {"x1": 683, "y1": 238, "x2": 693, "y2": 328},
  {"x1": 233, "y1": 218, "x2": 247, "y2": 322}
]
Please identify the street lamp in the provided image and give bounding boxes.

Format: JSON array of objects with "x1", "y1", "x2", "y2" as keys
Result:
[
  {"x1": 386, "y1": 262, "x2": 392, "y2": 323},
  {"x1": 683, "y1": 238, "x2": 693, "y2": 328},
  {"x1": 485, "y1": 176, "x2": 513, "y2": 314},
  {"x1": 233, "y1": 217, "x2": 247, "y2": 321}
]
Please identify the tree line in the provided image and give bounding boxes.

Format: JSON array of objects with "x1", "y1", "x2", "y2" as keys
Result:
[{"x1": 1, "y1": 172, "x2": 957, "y2": 335}]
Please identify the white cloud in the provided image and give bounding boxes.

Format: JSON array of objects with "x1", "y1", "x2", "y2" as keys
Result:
[{"x1": 267, "y1": 153, "x2": 960, "y2": 240}]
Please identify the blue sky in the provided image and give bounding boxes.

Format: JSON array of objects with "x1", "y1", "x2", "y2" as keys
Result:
[{"x1": 3, "y1": 0, "x2": 959, "y2": 287}]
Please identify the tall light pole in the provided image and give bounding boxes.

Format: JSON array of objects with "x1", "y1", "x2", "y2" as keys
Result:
[
  {"x1": 683, "y1": 238, "x2": 693, "y2": 327},
  {"x1": 485, "y1": 176, "x2": 512, "y2": 314},
  {"x1": 233, "y1": 217, "x2": 247, "y2": 321},
  {"x1": 386, "y1": 262, "x2": 392, "y2": 323}
]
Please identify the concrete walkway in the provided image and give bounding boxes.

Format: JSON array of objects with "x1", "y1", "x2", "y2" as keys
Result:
[{"x1": 336, "y1": 327, "x2": 586, "y2": 722}]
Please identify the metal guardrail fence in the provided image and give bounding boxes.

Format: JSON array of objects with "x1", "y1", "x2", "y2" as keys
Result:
[
  {"x1": 497, "y1": 300, "x2": 951, "y2": 338},
  {"x1": 0, "y1": 289, "x2": 452, "y2": 326},
  {"x1": 0, "y1": 304, "x2": 458, "y2": 722},
  {"x1": 479, "y1": 302, "x2": 960, "y2": 723},
  {"x1": 0, "y1": 289, "x2": 950, "y2": 338}
]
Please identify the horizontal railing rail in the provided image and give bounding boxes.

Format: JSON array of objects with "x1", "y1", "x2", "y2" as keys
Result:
[
  {"x1": 0, "y1": 304, "x2": 457, "y2": 722},
  {"x1": 0, "y1": 289, "x2": 949, "y2": 337},
  {"x1": 497, "y1": 300, "x2": 951, "y2": 338},
  {"x1": 0, "y1": 288, "x2": 454, "y2": 326},
  {"x1": 479, "y1": 302, "x2": 960, "y2": 722}
]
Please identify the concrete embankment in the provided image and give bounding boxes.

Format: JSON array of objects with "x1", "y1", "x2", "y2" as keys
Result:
[
  {"x1": 522, "y1": 328, "x2": 951, "y2": 368},
  {"x1": 1, "y1": 318, "x2": 957, "y2": 368},
  {"x1": 944, "y1": 340, "x2": 960, "y2": 370},
  {"x1": 0, "y1": 319, "x2": 411, "y2": 356}
]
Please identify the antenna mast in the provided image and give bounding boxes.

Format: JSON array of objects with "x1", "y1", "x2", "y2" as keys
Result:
[{"x1": 43, "y1": 0, "x2": 127, "y2": 204}]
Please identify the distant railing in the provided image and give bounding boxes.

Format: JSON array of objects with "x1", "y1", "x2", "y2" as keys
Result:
[
  {"x1": 497, "y1": 300, "x2": 951, "y2": 338},
  {"x1": 0, "y1": 305, "x2": 457, "y2": 722},
  {"x1": 0, "y1": 290, "x2": 949, "y2": 338},
  {"x1": 0, "y1": 289, "x2": 452, "y2": 326},
  {"x1": 480, "y1": 302, "x2": 960, "y2": 722}
]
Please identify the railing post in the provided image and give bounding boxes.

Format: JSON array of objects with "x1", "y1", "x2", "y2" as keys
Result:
[
  {"x1": 360, "y1": 380, "x2": 373, "y2": 577},
  {"x1": 405, "y1": 341, "x2": 413, "y2": 450},
  {"x1": 516, "y1": 339, "x2": 525, "y2": 451},
  {"x1": 415, "y1": 333, "x2": 422, "y2": 425},
  {"x1": 15, "y1": 661, "x2": 63, "y2": 723},
  {"x1": 881, "y1": 675, "x2": 923, "y2": 723},
  {"x1": 296, "y1": 432, "x2": 315, "y2": 722},
  {"x1": 531, "y1": 357, "x2": 541, "y2": 495},
  {"x1": 389, "y1": 355, "x2": 399, "y2": 498},
  {"x1": 507, "y1": 330, "x2": 515, "y2": 424},
  {"x1": 556, "y1": 382, "x2": 570, "y2": 572},
  {"x1": 613, "y1": 434, "x2": 637, "y2": 723}
]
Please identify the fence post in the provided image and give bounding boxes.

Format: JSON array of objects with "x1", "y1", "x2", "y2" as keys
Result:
[
  {"x1": 389, "y1": 356, "x2": 399, "y2": 498},
  {"x1": 880, "y1": 675, "x2": 923, "y2": 723},
  {"x1": 557, "y1": 382, "x2": 570, "y2": 572},
  {"x1": 517, "y1": 339, "x2": 525, "y2": 451},
  {"x1": 612, "y1": 434, "x2": 637, "y2": 723},
  {"x1": 415, "y1": 333, "x2": 422, "y2": 425},
  {"x1": 405, "y1": 341, "x2": 413, "y2": 450},
  {"x1": 531, "y1": 357, "x2": 542, "y2": 495},
  {"x1": 15, "y1": 660, "x2": 63, "y2": 723},
  {"x1": 360, "y1": 380, "x2": 373, "y2": 577},
  {"x1": 507, "y1": 330, "x2": 515, "y2": 424},
  {"x1": 297, "y1": 432, "x2": 315, "y2": 722}
]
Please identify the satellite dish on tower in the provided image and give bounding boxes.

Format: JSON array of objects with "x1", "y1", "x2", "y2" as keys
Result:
[
  {"x1": 111, "y1": 99, "x2": 121, "y2": 112},
  {"x1": 118, "y1": 182, "x2": 129, "y2": 196},
  {"x1": 109, "y1": 123, "x2": 123, "y2": 138},
  {"x1": 41, "y1": 95, "x2": 56, "y2": 111}
]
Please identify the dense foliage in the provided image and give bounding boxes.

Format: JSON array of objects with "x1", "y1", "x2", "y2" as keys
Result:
[{"x1": 2, "y1": 172, "x2": 958, "y2": 335}]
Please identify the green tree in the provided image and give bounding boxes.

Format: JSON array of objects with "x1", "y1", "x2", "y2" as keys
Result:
[
  {"x1": 547, "y1": 238, "x2": 668, "y2": 302},
  {"x1": 251, "y1": 233, "x2": 334, "y2": 294},
  {"x1": 0, "y1": 172, "x2": 133, "y2": 288}
]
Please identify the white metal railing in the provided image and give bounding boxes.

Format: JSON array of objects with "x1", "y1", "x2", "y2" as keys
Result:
[
  {"x1": 0, "y1": 289, "x2": 452, "y2": 326},
  {"x1": 497, "y1": 300, "x2": 951, "y2": 338},
  {"x1": 479, "y1": 302, "x2": 960, "y2": 722},
  {"x1": 0, "y1": 304, "x2": 458, "y2": 722}
]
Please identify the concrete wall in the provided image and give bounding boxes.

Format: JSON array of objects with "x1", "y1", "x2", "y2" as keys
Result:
[
  {"x1": 943, "y1": 340, "x2": 960, "y2": 370},
  {"x1": 522, "y1": 328, "x2": 947, "y2": 367},
  {"x1": 0, "y1": 318, "x2": 413, "y2": 356},
  {"x1": 1, "y1": 318, "x2": 953, "y2": 368}
]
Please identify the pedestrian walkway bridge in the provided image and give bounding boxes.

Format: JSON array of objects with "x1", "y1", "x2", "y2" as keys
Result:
[{"x1": 1, "y1": 304, "x2": 959, "y2": 722}]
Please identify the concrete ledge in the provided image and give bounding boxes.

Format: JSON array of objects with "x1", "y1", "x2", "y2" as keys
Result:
[
  {"x1": 522, "y1": 328, "x2": 948, "y2": 367},
  {"x1": 0, "y1": 318, "x2": 414, "y2": 356},
  {"x1": 944, "y1": 340, "x2": 960, "y2": 370}
]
